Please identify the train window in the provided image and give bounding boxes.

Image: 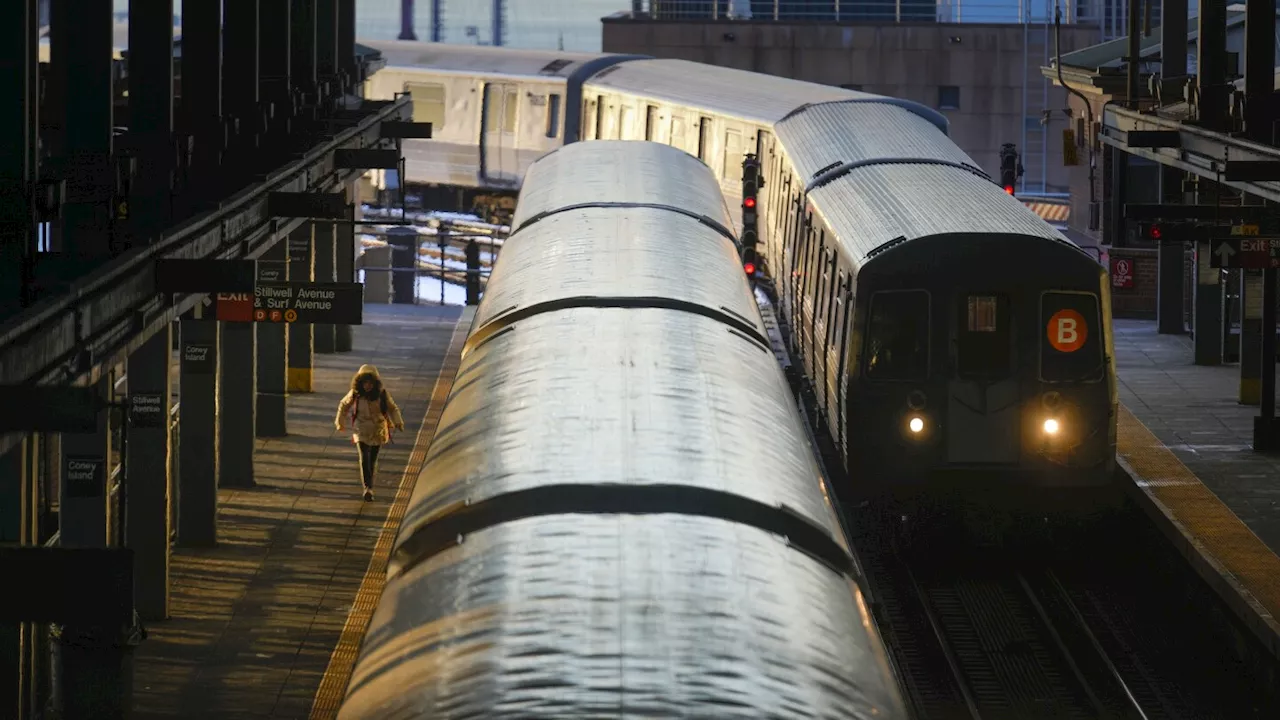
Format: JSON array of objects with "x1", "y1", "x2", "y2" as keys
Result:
[
  {"x1": 644, "y1": 105, "x2": 656, "y2": 141},
  {"x1": 697, "y1": 117, "x2": 710, "y2": 161},
  {"x1": 671, "y1": 115, "x2": 686, "y2": 150},
  {"x1": 546, "y1": 94, "x2": 561, "y2": 138},
  {"x1": 865, "y1": 291, "x2": 930, "y2": 381},
  {"x1": 595, "y1": 95, "x2": 604, "y2": 139},
  {"x1": 967, "y1": 295, "x2": 998, "y2": 332},
  {"x1": 723, "y1": 129, "x2": 743, "y2": 183},
  {"x1": 502, "y1": 88, "x2": 518, "y2": 132},
  {"x1": 1040, "y1": 292, "x2": 1105, "y2": 383},
  {"x1": 956, "y1": 293, "x2": 1012, "y2": 379},
  {"x1": 406, "y1": 82, "x2": 446, "y2": 131}
]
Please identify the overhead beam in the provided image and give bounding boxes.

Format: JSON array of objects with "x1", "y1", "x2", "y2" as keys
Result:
[
  {"x1": 0, "y1": 96, "x2": 413, "y2": 459},
  {"x1": 1102, "y1": 105, "x2": 1280, "y2": 204}
]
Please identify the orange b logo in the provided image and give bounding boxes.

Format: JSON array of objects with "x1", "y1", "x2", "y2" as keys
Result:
[{"x1": 1047, "y1": 309, "x2": 1087, "y2": 353}]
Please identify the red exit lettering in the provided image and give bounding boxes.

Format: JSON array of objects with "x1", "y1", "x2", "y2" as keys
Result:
[
  {"x1": 1240, "y1": 239, "x2": 1277, "y2": 253},
  {"x1": 217, "y1": 293, "x2": 252, "y2": 302}
]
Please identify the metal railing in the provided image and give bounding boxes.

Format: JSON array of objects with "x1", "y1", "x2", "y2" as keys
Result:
[{"x1": 640, "y1": 0, "x2": 1057, "y2": 23}]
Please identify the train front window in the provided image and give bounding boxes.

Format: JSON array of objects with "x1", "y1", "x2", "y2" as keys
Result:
[
  {"x1": 865, "y1": 290, "x2": 930, "y2": 381},
  {"x1": 956, "y1": 293, "x2": 1012, "y2": 379},
  {"x1": 1041, "y1": 292, "x2": 1105, "y2": 383}
]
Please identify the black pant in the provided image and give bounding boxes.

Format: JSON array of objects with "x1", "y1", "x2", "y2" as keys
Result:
[{"x1": 357, "y1": 441, "x2": 381, "y2": 488}]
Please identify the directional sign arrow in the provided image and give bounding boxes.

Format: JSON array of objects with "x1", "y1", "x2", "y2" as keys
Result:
[{"x1": 1215, "y1": 241, "x2": 1237, "y2": 265}]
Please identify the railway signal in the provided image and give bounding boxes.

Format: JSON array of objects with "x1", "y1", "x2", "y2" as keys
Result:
[
  {"x1": 999, "y1": 143, "x2": 1022, "y2": 194},
  {"x1": 742, "y1": 154, "x2": 763, "y2": 275}
]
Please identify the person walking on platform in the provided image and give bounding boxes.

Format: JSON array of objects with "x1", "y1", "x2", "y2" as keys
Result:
[{"x1": 336, "y1": 364, "x2": 405, "y2": 501}]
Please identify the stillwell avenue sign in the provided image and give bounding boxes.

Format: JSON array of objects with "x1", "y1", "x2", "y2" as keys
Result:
[{"x1": 215, "y1": 282, "x2": 364, "y2": 324}]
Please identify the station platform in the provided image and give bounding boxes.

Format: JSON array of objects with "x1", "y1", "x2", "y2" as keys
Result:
[
  {"x1": 1114, "y1": 318, "x2": 1280, "y2": 659},
  {"x1": 130, "y1": 304, "x2": 470, "y2": 719}
]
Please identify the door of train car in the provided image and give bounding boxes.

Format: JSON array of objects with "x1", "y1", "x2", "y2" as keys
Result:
[
  {"x1": 946, "y1": 293, "x2": 1021, "y2": 464},
  {"x1": 480, "y1": 82, "x2": 519, "y2": 185}
]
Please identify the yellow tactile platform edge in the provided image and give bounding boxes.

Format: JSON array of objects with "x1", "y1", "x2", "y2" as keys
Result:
[
  {"x1": 1117, "y1": 404, "x2": 1280, "y2": 652},
  {"x1": 308, "y1": 313, "x2": 472, "y2": 719}
]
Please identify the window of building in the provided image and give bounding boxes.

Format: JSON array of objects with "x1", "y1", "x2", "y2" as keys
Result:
[
  {"x1": 406, "y1": 82, "x2": 446, "y2": 130},
  {"x1": 864, "y1": 290, "x2": 930, "y2": 381},
  {"x1": 938, "y1": 85, "x2": 960, "y2": 111}
]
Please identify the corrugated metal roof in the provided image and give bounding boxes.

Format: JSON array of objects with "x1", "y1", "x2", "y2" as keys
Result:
[
  {"x1": 809, "y1": 164, "x2": 1068, "y2": 261},
  {"x1": 475, "y1": 207, "x2": 761, "y2": 339},
  {"x1": 360, "y1": 39, "x2": 610, "y2": 77},
  {"x1": 775, "y1": 101, "x2": 979, "y2": 184},
  {"x1": 583, "y1": 59, "x2": 868, "y2": 125},
  {"x1": 511, "y1": 140, "x2": 732, "y2": 231}
]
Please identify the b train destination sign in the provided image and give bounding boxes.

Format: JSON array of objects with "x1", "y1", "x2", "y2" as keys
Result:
[{"x1": 215, "y1": 282, "x2": 364, "y2": 324}]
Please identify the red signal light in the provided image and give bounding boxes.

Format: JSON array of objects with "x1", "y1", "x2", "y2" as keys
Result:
[
  {"x1": 744, "y1": 262, "x2": 756, "y2": 275},
  {"x1": 1149, "y1": 224, "x2": 1162, "y2": 240},
  {"x1": 1004, "y1": 185, "x2": 1015, "y2": 195},
  {"x1": 744, "y1": 197, "x2": 756, "y2": 208}
]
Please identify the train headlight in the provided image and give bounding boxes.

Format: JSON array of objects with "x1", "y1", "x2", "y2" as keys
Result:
[
  {"x1": 1043, "y1": 418, "x2": 1061, "y2": 435},
  {"x1": 908, "y1": 416, "x2": 925, "y2": 434}
]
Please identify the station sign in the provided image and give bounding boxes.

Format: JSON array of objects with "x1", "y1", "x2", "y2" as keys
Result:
[
  {"x1": 1209, "y1": 224, "x2": 1280, "y2": 268},
  {"x1": 1110, "y1": 257, "x2": 1135, "y2": 289},
  {"x1": 129, "y1": 392, "x2": 166, "y2": 428},
  {"x1": 253, "y1": 282, "x2": 364, "y2": 325},
  {"x1": 64, "y1": 455, "x2": 106, "y2": 498}
]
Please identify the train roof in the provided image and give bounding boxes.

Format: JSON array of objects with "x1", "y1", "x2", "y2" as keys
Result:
[
  {"x1": 357, "y1": 38, "x2": 614, "y2": 77},
  {"x1": 808, "y1": 163, "x2": 1072, "y2": 261},
  {"x1": 345, "y1": 513, "x2": 903, "y2": 718},
  {"x1": 584, "y1": 58, "x2": 947, "y2": 132},
  {"x1": 775, "y1": 101, "x2": 982, "y2": 189},
  {"x1": 471, "y1": 206, "x2": 765, "y2": 347},
  {"x1": 510, "y1": 140, "x2": 733, "y2": 232}
]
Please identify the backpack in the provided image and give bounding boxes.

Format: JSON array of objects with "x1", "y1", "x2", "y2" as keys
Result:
[{"x1": 350, "y1": 389, "x2": 394, "y2": 444}]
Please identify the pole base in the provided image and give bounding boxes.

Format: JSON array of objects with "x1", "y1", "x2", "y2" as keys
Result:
[{"x1": 1252, "y1": 415, "x2": 1280, "y2": 453}]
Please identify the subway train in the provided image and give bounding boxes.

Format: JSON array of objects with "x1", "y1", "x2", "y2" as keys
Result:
[
  {"x1": 337, "y1": 141, "x2": 907, "y2": 718},
  {"x1": 359, "y1": 41, "x2": 1119, "y2": 505}
]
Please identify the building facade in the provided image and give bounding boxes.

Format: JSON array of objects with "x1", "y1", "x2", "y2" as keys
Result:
[{"x1": 602, "y1": 15, "x2": 1101, "y2": 193}]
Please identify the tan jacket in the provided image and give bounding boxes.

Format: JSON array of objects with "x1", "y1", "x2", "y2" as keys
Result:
[{"x1": 336, "y1": 365, "x2": 405, "y2": 446}]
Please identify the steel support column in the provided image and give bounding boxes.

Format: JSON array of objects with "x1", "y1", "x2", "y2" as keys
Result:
[
  {"x1": 1160, "y1": 0, "x2": 1187, "y2": 93},
  {"x1": 59, "y1": 0, "x2": 114, "y2": 261},
  {"x1": 182, "y1": 0, "x2": 223, "y2": 205},
  {"x1": 177, "y1": 313, "x2": 219, "y2": 546},
  {"x1": 223, "y1": 0, "x2": 261, "y2": 180},
  {"x1": 317, "y1": 0, "x2": 339, "y2": 80},
  {"x1": 257, "y1": 240, "x2": 290, "y2": 436},
  {"x1": 1156, "y1": 166, "x2": 1186, "y2": 334},
  {"x1": 218, "y1": 321, "x2": 257, "y2": 490},
  {"x1": 1241, "y1": 268, "x2": 1263, "y2": 404},
  {"x1": 60, "y1": 378, "x2": 112, "y2": 547},
  {"x1": 1197, "y1": 0, "x2": 1229, "y2": 132},
  {"x1": 335, "y1": 198, "x2": 356, "y2": 352},
  {"x1": 0, "y1": 0, "x2": 38, "y2": 310},
  {"x1": 287, "y1": 224, "x2": 315, "y2": 392},
  {"x1": 1259, "y1": 269, "x2": 1279, "y2": 450},
  {"x1": 1193, "y1": 189, "x2": 1224, "y2": 366},
  {"x1": 125, "y1": 326, "x2": 172, "y2": 621},
  {"x1": 291, "y1": 0, "x2": 317, "y2": 96},
  {"x1": 313, "y1": 220, "x2": 337, "y2": 354},
  {"x1": 127, "y1": 0, "x2": 176, "y2": 241},
  {"x1": 259, "y1": 0, "x2": 292, "y2": 153},
  {"x1": 0, "y1": 438, "x2": 34, "y2": 718},
  {"x1": 338, "y1": 0, "x2": 357, "y2": 76}
]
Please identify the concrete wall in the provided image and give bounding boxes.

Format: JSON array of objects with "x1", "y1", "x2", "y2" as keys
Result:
[{"x1": 602, "y1": 18, "x2": 1101, "y2": 192}]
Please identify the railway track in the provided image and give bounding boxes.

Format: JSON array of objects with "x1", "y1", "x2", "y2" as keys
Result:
[{"x1": 852, "y1": 518, "x2": 1280, "y2": 720}]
